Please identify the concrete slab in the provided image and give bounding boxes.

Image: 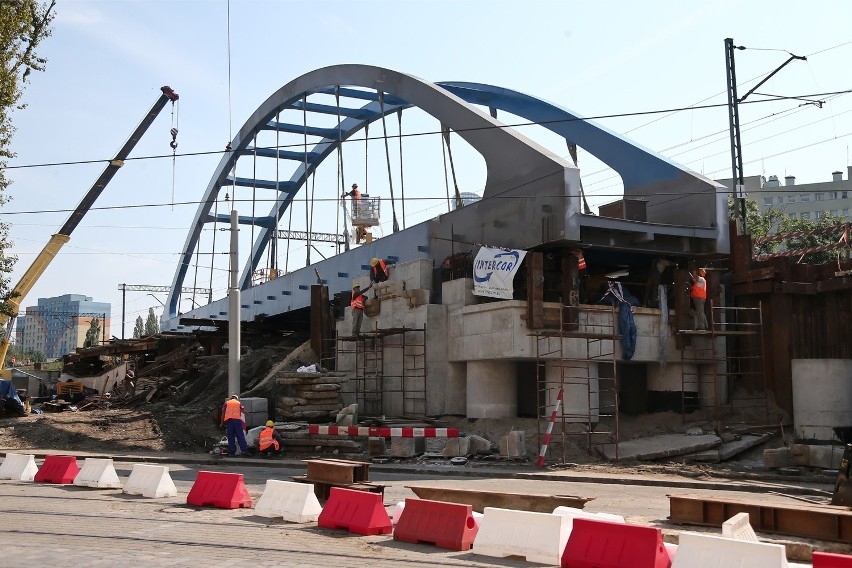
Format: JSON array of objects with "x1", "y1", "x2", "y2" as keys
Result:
[
  {"x1": 685, "y1": 433, "x2": 772, "y2": 463},
  {"x1": 600, "y1": 433, "x2": 721, "y2": 462}
]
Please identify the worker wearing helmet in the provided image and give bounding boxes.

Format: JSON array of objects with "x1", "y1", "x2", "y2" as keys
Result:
[
  {"x1": 344, "y1": 183, "x2": 362, "y2": 216},
  {"x1": 689, "y1": 267, "x2": 708, "y2": 330},
  {"x1": 370, "y1": 257, "x2": 396, "y2": 285},
  {"x1": 220, "y1": 394, "x2": 249, "y2": 456},
  {"x1": 258, "y1": 420, "x2": 285, "y2": 458},
  {"x1": 350, "y1": 282, "x2": 372, "y2": 338}
]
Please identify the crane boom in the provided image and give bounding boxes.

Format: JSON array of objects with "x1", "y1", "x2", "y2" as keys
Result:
[{"x1": 0, "y1": 86, "x2": 179, "y2": 372}]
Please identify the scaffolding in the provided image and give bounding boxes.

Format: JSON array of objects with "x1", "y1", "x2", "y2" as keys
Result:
[
  {"x1": 678, "y1": 304, "x2": 768, "y2": 423},
  {"x1": 334, "y1": 324, "x2": 427, "y2": 418},
  {"x1": 533, "y1": 304, "x2": 620, "y2": 464}
]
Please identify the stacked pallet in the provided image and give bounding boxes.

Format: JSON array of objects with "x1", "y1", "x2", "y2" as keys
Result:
[{"x1": 274, "y1": 371, "x2": 348, "y2": 423}]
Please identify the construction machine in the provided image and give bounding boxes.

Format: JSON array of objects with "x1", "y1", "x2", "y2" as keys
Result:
[{"x1": 0, "y1": 86, "x2": 179, "y2": 377}]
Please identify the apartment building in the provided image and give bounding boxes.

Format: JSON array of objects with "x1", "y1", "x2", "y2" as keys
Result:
[
  {"x1": 720, "y1": 167, "x2": 852, "y2": 221},
  {"x1": 15, "y1": 294, "x2": 111, "y2": 359}
]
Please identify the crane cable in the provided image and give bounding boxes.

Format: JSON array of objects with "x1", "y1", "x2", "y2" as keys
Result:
[{"x1": 169, "y1": 98, "x2": 179, "y2": 210}]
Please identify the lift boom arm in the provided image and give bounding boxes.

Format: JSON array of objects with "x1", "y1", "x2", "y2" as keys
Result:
[{"x1": 0, "y1": 86, "x2": 179, "y2": 370}]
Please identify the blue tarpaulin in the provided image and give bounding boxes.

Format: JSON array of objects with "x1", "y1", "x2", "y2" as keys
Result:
[{"x1": 0, "y1": 380, "x2": 26, "y2": 415}]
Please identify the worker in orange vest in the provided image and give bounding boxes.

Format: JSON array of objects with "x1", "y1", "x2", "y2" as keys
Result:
[
  {"x1": 220, "y1": 394, "x2": 249, "y2": 456},
  {"x1": 690, "y1": 268, "x2": 708, "y2": 330},
  {"x1": 258, "y1": 420, "x2": 285, "y2": 458},
  {"x1": 350, "y1": 282, "x2": 372, "y2": 338}
]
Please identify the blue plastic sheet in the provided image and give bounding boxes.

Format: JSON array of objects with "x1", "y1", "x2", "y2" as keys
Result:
[{"x1": 0, "y1": 380, "x2": 26, "y2": 415}]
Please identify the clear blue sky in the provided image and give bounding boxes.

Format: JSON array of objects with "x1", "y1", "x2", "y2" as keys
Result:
[{"x1": 5, "y1": 0, "x2": 852, "y2": 339}]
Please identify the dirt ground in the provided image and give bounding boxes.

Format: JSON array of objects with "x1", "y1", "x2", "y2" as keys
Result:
[
  {"x1": 0, "y1": 334, "x2": 784, "y2": 475},
  {"x1": 0, "y1": 403, "x2": 224, "y2": 454}
]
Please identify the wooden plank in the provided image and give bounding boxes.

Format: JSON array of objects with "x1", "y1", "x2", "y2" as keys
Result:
[
  {"x1": 780, "y1": 282, "x2": 816, "y2": 294},
  {"x1": 304, "y1": 460, "x2": 357, "y2": 484},
  {"x1": 406, "y1": 485, "x2": 593, "y2": 513},
  {"x1": 732, "y1": 267, "x2": 776, "y2": 284},
  {"x1": 526, "y1": 252, "x2": 544, "y2": 329},
  {"x1": 669, "y1": 494, "x2": 852, "y2": 544}
]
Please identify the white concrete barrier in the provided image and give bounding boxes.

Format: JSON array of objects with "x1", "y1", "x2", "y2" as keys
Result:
[
  {"x1": 553, "y1": 506, "x2": 626, "y2": 534},
  {"x1": 723, "y1": 512, "x2": 759, "y2": 542},
  {"x1": 123, "y1": 464, "x2": 178, "y2": 498},
  {"x1": 0, "y1": 453, "x2": 38, "y2": 481},
  {"x1": 673, "y1": 532, "x2": 788, "y2": 568},
  {"x1": 73, "y1": 458, "x2": 121, "y2": 489},
  {"x1": 254, "y1": 479, "x2": 322, "y2": 523},
  {"x1": 392, "y1": 501, "x2": 405, "y2": 525},
  {"x1": 473, "y1": 507, "x2": 568, "y2": 565}
]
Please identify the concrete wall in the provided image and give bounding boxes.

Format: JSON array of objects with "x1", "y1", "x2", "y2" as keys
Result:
[
  {"x1": 792, "y1": 359, "x2": 852, "y2": 441},
  {"x1": 467, "y1": 360, "x2": 517, "y2": 418}
]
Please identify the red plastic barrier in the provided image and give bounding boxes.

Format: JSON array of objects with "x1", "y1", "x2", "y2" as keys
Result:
[
  {"x1": 562, "y1": 518, "x2": 671, "y2": 568},
  {"x1": 33, "y1": 455, "x2": 79, "y2": 484},
  {"x1": 814, "y1": 552, "x2": 852, "y2": 568},
  {"x1": 317, "y1": 487, "x2": 392, "y2": 536},
  {"x1": 186, "y1": 471, "x2": 252, "y2": 509},
  {"x1": 394, "y1": 498, "x2": 478, "y2": 551}
]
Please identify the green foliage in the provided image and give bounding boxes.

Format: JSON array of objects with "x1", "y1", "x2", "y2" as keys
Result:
[
  {"x1": 133, "y1": 315, "x2": 144, "y2": 339},
  {"x1": 144, "y1": 307, "x2": 159, "y2": 336},
  {"x1": 0, "y1": 1, "x2": 56, "y2": 317},
  {"x1": 730, "y1": 196, "x2": 849, "y2": 264}
]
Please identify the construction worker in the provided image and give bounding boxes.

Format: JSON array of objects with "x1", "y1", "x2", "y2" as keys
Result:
[
  {"x1": 690, "y1": 268, "x2": 708, "y2": 330},
  {"x1": 344, "y1": 182, "x2": 362, "y2": 213},
  {"x1": 258, "y1": 420, "x2": 285, "y2": 458},
  {"x1": 221, "y1": 394, "x2": 249, "y2": 456},
  {"x1": 370, "y1": 257, "x2": 395, "y2": 284},
  {"x1": 350, "y1": 282, "x2": 372, "y2": 338}
]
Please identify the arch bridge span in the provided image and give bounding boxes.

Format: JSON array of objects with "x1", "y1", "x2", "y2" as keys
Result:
[{"x1": 163, "y1": 64, "x2": 726, "y2": 331}]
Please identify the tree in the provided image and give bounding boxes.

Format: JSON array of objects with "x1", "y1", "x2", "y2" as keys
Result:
[
  {"x1": 145, "y1": 308, "x2": 159, "y2": 336},
  {"x1": 84, "y1": 317, "x2": 101, "y2": 348},
  {"x1": 0, "y1": 1, "x2": 56, "y2": 317},
  {"x1": 730, "y1": 196, "x2": 849, "y2": 263},
  {"x1": 133, "y1": 315, "x2": 144, "y2": 339}
]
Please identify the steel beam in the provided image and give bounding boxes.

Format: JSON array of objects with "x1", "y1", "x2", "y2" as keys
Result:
[{"x1": 669, "y1": 493, "x2": 852, "y2": 544}]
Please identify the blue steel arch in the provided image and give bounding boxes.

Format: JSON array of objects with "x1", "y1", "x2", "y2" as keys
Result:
[
  {"x1": 166, "y1": 66, "x2": 721, "y2": 319},
  {"x1": 165, "y1": 65, "x2": 570, "y2": 318}
]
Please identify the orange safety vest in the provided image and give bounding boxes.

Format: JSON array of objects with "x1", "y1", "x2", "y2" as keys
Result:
[
  {"x1": 372, "y1": 259, "x2": 388, "y2": 281},
  {"x1": 691, "y1": 276, "x2": 707, "y2": 299},
  {"x1": 223, "y1": 399, "x2": 242, "y2": 422},
  {"x1": 577, "y1": 254, "x2": 586, "y2": 271},
  {"x1": 352, "y1": 188, "x2": 361, "y2": 202},
  {"x1": 258, "y1": 427, "x2": 280, "y2": 451},
  {"x1": 351, "y1": 291, "x2": 365, "y2": 310}
]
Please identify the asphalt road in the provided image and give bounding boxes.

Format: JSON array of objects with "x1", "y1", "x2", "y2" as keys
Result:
[{"x1": 0, "y1": 458, "x2": 842, "y2": 566}]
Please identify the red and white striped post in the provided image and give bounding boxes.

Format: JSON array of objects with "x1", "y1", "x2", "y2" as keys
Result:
[{"x1": 536, "y1": 387, "x2": 563, "y2": 468}]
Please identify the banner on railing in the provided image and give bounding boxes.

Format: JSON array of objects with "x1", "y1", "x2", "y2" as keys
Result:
[{"x1": 472, "y1": 247, "x2": 526, "y2": 299}]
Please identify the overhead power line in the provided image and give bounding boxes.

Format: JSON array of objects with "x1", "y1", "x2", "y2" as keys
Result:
[{"x1": 4, "y1": 88, "x2": 851, "y2": 173}]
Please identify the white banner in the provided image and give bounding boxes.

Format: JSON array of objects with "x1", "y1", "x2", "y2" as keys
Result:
[{"x1": 472, "y1": 247, "x2": 527, "y2": 299}]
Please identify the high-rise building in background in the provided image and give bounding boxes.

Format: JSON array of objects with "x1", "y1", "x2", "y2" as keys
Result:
[{"x1": 15, "y1": 294, "x2": 111, "y2": 359}]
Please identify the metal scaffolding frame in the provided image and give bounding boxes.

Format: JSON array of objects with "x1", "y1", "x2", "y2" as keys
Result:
[
  {"x1": 533, "y1": 305, "x2": 620, "y2": 464},
  {"x1": 678, "y1": 303, "x2": 768, "y2": 423},
  {"x1": 334, "y1": 324, "x2": 427, "y2": 418}
]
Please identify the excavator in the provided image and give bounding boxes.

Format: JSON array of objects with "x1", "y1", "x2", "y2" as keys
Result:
[{"x1": 0, "y1": 86, "x2": 179, "y2": 378}]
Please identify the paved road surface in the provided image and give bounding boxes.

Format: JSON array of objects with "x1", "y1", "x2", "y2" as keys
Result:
[{"x1": 0, "y1": 458, "x2": 839, "y2": 566}]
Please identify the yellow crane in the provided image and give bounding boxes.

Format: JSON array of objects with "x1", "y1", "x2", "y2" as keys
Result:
[{"x1": 0, "y1": 86, "x2": 179, "y2": 376}]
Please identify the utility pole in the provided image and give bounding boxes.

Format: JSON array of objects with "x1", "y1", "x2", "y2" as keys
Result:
[
  {"x1": 228, "y1": 210, "x2": 240, "y2": 397},
  {"x1": 725, "y1": 38, "x2": 806, "y2": 235}
]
